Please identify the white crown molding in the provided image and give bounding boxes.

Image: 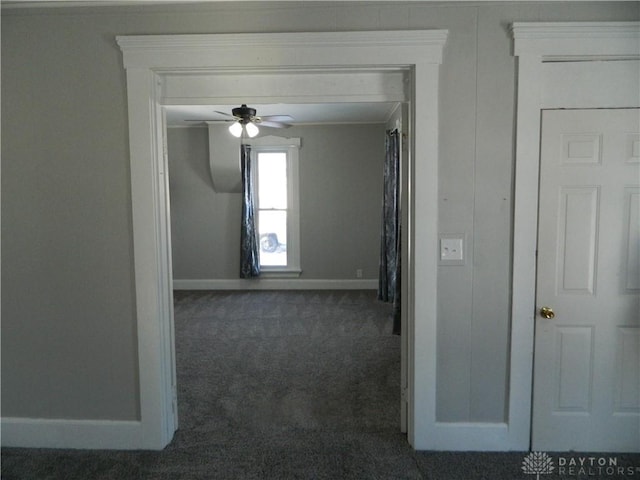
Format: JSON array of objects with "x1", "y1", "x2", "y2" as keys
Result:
[
  {"x1": 512, "y1": 21, "x2": 640, "y2": 37},
  {"x1": 117, "y1": 30, "x2": 449, "y2": 50},
  {"x1": 512, "y1": 22, "x2": 640, "y2": 58},
  {"x1": 117, "y1": 30, "x2": 448, "y2": 69}
]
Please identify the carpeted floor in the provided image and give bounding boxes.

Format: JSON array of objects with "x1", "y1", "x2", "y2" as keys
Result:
[{"x1": 2, "y1": 290, "x2": 638, "y2": 479}]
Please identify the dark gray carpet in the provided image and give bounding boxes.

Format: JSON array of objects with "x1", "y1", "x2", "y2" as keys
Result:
[{"x1": 3, "y1": 290, "x2": 638, "y2": 479}]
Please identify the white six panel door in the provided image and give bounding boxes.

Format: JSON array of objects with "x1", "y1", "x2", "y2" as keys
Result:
[{"x1": 533, "y1": 109, "x2": 640, "y2": 452}]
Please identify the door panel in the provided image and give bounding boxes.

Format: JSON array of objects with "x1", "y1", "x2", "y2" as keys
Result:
[
  {"x1": 625, "y1": 188, "x2": 640, "y2": 292},
  {"x1": 533, "y1": 108, "x2": 640, "y2": 452},
  {"x1": 557, "y1": 186, "x2": 599, "y2": 294},
  {"x1": 615, "y1": 327, "x2": 640, "y2": 413},
  {"x1": 553, "y1": 326, "x2": 594, "y2": 413}
]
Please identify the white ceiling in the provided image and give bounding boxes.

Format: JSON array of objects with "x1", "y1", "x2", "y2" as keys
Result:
[
  {"x1": 165, "y1": 102, "x2": 400, "y2": 127},
  {"x1": 2, "y1": 0, "x2": 614, "y2": 7}
]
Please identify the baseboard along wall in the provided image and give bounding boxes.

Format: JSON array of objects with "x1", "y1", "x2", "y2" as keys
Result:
[
  {"x1": 172, "y1": 278, "x2": 379, "y2": 290},
  {"x1": 1, "y1": 417, "x2": 145, "y2": 450}
]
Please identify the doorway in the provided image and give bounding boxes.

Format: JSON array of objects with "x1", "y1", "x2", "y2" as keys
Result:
[
  {"x1": 165, "y1": 110, "x2": 405, "y2": 432},
  {"x1": 118, "y1": 30, "x2": 447, "y2": 450},
  {"x1": 511, "y1": 22, "x2": 640, "y2": 451}
]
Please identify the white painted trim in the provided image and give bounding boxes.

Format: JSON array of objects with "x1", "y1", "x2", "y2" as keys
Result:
[
  {"x1": 117, "y1": 31, "x2": 447, "y2": 69},
  {"x1": 512, "y1": 22, "x2": 640, "y2": 58},
  {"x1": 408, "y1": 62, "x2": 440, "y2": 450},
  {"x1": 1, "y1": 417, "x2": 143, "y2": 450},
  {"x1": 430, "y1": 423, "x2": 509, "y2": 451},
  {"x1": 117, "y1": 30, "x2": 447, "y2": 451},
  {"x1": 162, "y1": 70, "x2": 406, "y2": 107},
  {"x1": 511, "y1": 22, "x2": 640, "y2": 452},
  {"x1": 173, "y1": 278, "x2": 378, "y2": 290},
  {"x1": 123, "y1": 68, "x2": 178, "y2": 450},
  {"x1": 541, "y1": 60, "x2": 640, "y2": 108},
  {"x1": 248, "y1": 135, "x2": 302, "y2": 274},
  {"x1": 245, "y1": 135, "x2": 301, "y2": 148}
]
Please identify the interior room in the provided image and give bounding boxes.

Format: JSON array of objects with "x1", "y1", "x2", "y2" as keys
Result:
[
  {"x1": 166, "y1": 103, "x2": 393, "y2": 288},
  {"x1": 2, "y1": 1, "x2": 639, "y2": 479}
]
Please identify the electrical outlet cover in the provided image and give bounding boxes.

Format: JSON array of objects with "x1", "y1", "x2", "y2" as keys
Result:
[{"x1": 439, "y1": 234, "x2": 465, "y2": 265}]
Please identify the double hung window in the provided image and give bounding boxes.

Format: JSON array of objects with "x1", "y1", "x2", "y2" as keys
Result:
[{"x1": 248, "y1": 136, "x2": 301, "y2": 275}]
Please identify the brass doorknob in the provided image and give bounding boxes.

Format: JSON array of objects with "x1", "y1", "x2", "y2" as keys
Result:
[{"x1": 540, "y1": 306, "x2": 555, "y2": 319}]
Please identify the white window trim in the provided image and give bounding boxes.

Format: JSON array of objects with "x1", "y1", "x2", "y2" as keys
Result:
[{"x1": 246, "y1": 135, "x2": 301, "y2": 276}]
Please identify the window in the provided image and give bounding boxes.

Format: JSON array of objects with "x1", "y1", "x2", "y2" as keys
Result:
[{"x1": 248, "y1": 136, "x2": 301, "y2": 275}]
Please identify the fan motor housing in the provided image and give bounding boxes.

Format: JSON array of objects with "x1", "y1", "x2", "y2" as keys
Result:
[{"x1": 232, "y1": 104, "x2": 256, "y2": 122}]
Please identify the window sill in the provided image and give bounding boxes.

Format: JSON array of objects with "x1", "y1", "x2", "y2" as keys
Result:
[{"x1": 259, "y1": 269, "x2": 302, "y2": 279}]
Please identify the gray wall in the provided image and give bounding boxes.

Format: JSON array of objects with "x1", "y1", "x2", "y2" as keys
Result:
[
  {"x1": 168, "y1": 124, "x2": 385, "y2": 280},
  {"x1": 2, "y1": 2, "x2": 637, "y2": 424}
]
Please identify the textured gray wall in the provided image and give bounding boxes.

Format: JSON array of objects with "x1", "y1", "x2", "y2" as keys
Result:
[
  {"x1": 168, "y1": 124, "x2": 385, "y2": 281},
  {"x1": 2, "y1": 2, "x2": 637, "y2": 423}
]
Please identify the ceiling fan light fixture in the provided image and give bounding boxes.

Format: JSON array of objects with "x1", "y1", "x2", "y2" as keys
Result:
[
  {"x1": 245, "y1": 122, "x2": 259, "y2": 138},
  {"x1": 228, "y1": 121, "x2": 243, "y2": 138}
]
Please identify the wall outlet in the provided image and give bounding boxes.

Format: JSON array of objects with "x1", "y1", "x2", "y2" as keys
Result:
[{"x1": 356, "y1": 269, "x2": 363, "y2": 278}]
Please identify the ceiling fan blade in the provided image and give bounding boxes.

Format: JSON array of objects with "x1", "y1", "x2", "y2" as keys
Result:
[
  {"x1": 214, "y1": 110, "x2": 236, "y2": 118},
  {"x1": 257, "y1": 120, "x2": 291, "y2": 129},
  {"x1": 260, "y1": 115, "x2": 294, "y2": 123},
  {"x1": 185, "y1": 118, "x2": 233, "y2": 123}
]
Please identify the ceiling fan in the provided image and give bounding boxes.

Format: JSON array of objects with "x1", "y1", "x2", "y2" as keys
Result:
[{"x1": 186, "y1": 104, "x2": 294, "y2": 138}]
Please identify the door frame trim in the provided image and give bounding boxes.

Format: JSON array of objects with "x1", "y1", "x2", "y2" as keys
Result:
[
  {"x1": 117, "y1": 30, "x2": 448, "y2": 450},
  {"x1": 510, "y1": 22, "x2": 640, "y2": 449}
]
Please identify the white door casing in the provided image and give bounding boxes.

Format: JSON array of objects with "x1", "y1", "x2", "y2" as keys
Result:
[
  {"x1": 117, "y1": 31, "x2": 447, "y2": 450},
  {"x1": 112, "y1": 23, "x2": 640, "y2": 452},
  {"x1": 512, "y1": 22, "x2": 640, "y2": 450},
  {"x1": 533, "y1": 108, "x2": 640, "y2": 452}
]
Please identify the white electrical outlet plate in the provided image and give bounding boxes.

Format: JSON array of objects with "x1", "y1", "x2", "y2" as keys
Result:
[{"x1": 439, "y1": 234, "x2": 465, "y2": 266}]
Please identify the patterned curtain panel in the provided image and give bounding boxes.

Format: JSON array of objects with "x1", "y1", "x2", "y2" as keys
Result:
[
  {"x1": 378, "y1": 129, "x2": 401, "y2": 334},
  {"x1": 240, "y1": 144, "x2": 261, "y2": 278}
]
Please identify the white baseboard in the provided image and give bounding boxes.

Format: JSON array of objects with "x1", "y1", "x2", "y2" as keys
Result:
[
  {"x1": 416, "y1": 422, "x2": 519, "y2": 451},
  {"x1": 1, "y1": 417, "x2": 144, "y2": 450},
  {"x1": 172, "y1": 278, "x2": 378, "y2": 290}
]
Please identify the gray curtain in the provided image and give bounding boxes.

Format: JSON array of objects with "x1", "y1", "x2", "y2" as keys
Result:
[
  {"x1": 378, "y1": 129, "x2": 401, "y2": 334},
  {"x1": 240, "y1": 144, "x2": 261, "y2": 278}
]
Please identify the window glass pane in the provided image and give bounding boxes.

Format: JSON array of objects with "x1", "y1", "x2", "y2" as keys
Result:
[
  {"x1": 258, "y1": 210, "x2": 287, "y2": 266},
  {"x1": 258, "y1": 152, "x2": 287, "y2": 209}
]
